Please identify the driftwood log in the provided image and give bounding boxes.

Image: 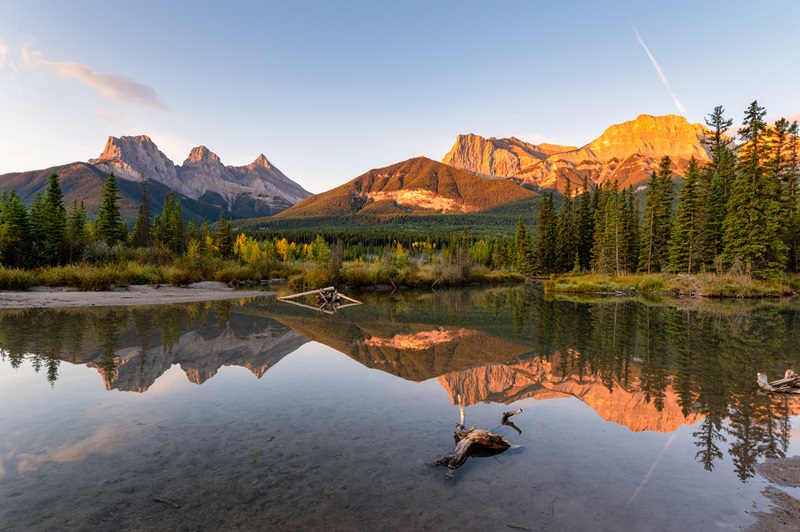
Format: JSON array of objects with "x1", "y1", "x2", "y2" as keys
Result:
[
  {"x1": 757, "y1": 370, "x2": 800, "y2": 394},
  {"x1": 435, "y1": 409, "x2": 522, "y2": 470},
  {"x1": 435, "y1": 427, "x2": 511, "y2": 470}
]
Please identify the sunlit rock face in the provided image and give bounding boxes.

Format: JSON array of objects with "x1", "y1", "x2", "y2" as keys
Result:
[
  {"x1": 442, "y1": 134, "x2": 576, "y2": 178},
  {"x1": 438, "y1": 352, "x2": 702, "y2": 433},
  {"x1": 89, "y1": 135, "x2": 311, "y2": 214},
  {"x1": 90, "y1": 135, "x2": 182, "y2": 191},
  {"x1": 443, "y1": 115, "x2": 713, "y2": 191}
]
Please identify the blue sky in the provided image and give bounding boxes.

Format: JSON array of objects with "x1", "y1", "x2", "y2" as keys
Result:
[{"x1": 1, "y1": 1, "x2": 798, "y2": 193}]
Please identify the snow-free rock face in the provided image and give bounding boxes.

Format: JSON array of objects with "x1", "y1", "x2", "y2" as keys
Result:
[
  {"x1": 90, "y1": 135, "x2": 311, "y2": 216},
  {"x1": 442, "y1": 134, "x2": 575, "y2": 178},
  {"x1": 443, "y1": 115, "x2": 713, "y2": 191},
  {"x1": 89, "y1": 135, "x2": 183, "y2": 192}
]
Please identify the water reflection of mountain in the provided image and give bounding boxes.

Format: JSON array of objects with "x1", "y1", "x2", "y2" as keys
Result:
[
  {"x1": 3, "y1": 287, "x2": 800, "y2": 480},
  {"x1": 0, "y1": 303, "x2": 307, "y2": 392}
]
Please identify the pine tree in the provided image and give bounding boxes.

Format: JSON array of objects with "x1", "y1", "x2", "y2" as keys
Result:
[
  {"x1": 513, "y1": 217, "x2": 535, "y2": 275},
  {"x1": 132, "y1": 180, "x2": 151, "y2": 248},
  {"x1": 620, "y1": 186, "x2": 640, "y2": 272},
  {"x1": 575, "y1": 177, "x2": 595, "y2": 271},
  {"x1": 28, "y1": 192, "x2": 46, "y2": 265},
  {"x1": 555, "y1": 181, "x2": 577, "y2": 273},
  {"x1": 0, "y1": 190, "x2": 32, "y2": 267},
  {"x1": 723, "y1": 101, "x2": 786, "y2": 275},
  {"x1": 40, "y1": 172, "x2": 67, "y2": 265},
  {"x1": 95, "y1": 173, "x2": 126, "y2": 247},
  {"x1": 702, "y1": 170, "x2": 726, "y2": 270},
  {"x1": 785, "y1": 122, "x2": 800, "y2": 272},
  {"x1": 702, "y1": 106, "x2": 734, "y2": 176},
  {"x1": 214, "y1": 213, "x2": 234, "y2": 259},
  {"x1": 639, "y1": 156, "x2": 675, "y2": 273},
  {"x1": 668, "y1": 157, "x2": 704, "y2": 273},
  {"x1": 67, "y1": 200, "x2": 87, "y2": 263},
  {"x1": 533, "y1": 193, "x2": 557, "y2": 274}
]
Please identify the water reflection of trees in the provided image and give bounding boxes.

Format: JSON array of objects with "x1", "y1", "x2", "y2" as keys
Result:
[
  {"x1": 0, "y1": 302, "x2": 223, "y2": 388},
  {"x1": 522, "y1": 295, "x2": 800, "y2": 481}
]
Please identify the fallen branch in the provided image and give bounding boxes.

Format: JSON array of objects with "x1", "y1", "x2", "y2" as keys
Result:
[
  {"x1": 757, "y1": 370, "x2": 800, "y2": 394},
  {"x1": 436, "y1": 427, "x2": 511, "y2": 470}
]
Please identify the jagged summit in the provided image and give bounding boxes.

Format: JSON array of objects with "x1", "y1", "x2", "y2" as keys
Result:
[
  {"x1": 88, "y1": 135, "x2": 311, "y2": 216},
  {"x1": 184, "y1": 145, "x2": 221, "y2": 164}
]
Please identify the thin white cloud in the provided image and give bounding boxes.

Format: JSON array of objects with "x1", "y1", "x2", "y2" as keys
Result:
[
  {"x1": 21, "y1": 46, "x2": 167, "y2": 110},
  {"x1": 0, "y1": 40, "x2": 7, "y2": 69},
  {"x1": 633, "y1": 28, "x2": 686, "y2": 115}
]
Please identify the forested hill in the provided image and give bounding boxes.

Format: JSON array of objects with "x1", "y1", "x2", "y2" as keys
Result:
[{"x1": 276, "y1": 156, "x2": 537, "y2": 218}]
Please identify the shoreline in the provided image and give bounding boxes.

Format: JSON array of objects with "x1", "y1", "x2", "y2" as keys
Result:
[{"x1": 0, "y1": 282, "x2": 270, "y2": 309}]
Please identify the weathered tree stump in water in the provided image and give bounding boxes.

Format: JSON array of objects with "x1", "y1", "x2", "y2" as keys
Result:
[{"x1": 435, "y1": 426, "x2": 511, "y2": 470}]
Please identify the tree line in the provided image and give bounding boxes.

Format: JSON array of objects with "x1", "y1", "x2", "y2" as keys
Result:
[
  {"x1": 515, "y1": 102, "x2": 800, "y2": 278},
  {"x1": 0, "y1": 172, "x2": 237, "y2": 268}
]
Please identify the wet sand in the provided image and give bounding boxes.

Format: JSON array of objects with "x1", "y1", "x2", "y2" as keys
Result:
[
  {"x1": 749, "y1": 456, "x2": 800, "y2": 531},
  {"x1": 0, "y1": 282, "x2": 269, "y2": 309}
]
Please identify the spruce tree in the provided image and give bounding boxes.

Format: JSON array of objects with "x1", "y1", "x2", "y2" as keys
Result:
[
  {"x1": 67, "y1": 200, "x2": 87, "y2": 263},
  {"x1": 533, "y1": 193, "x2": 557, "y2": 274},
  {"x1": 575, "y1": 177, "x2": 595, "y2": 271},
  {"x1": 620, "y1": 186, "x2": 640, "y2": 272},
  {"x1": 0, "y1": 190, "x2": 32, "y2": 267},
  {"x1": 214, "y1": 213, "x2": 234, "y2": 259},
  {"x1": 41, "y1": 172, "x2": 68, "y2": 265},
  {"x1": 132, "y1": 180, "x2": 151, "y2": 248},
  {"x1": 555, "y1": 181, "x2": 577, "y2": 273},
  {"x1": 513, "y1": 217, "x2": 535, "y2": 275},
  {"x1": 639, "y1": 156, "x2": 675, "y2": 273},
  {"x1": 668, "y1": 157, "x2": 704, "y2": 273},
  {"x1": 95, "y1": 173, "x2": 126, "y2": 247},
  {"x1": 723, "y1": 101, "x2": 786, "y2": 275}
]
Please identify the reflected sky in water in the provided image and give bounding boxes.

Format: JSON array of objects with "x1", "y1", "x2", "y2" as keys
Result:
[{"x1": 2, "y1": 287, "x2": 800, "y2": 530}]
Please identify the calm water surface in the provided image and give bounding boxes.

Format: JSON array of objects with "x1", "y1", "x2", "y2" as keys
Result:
[{"x1": 2, "y1": 286, "x2": 800, "y2": 531}]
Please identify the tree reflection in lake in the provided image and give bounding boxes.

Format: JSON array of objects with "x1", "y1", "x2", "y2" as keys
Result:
[{"x1": 1, "y1": 286, "x2": 799, "y2": 482}]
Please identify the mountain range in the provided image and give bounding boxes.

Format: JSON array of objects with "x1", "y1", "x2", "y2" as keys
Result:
[
  {"x1": 1, "y1": 113, "x2": 715, "y2": 224},
  {"x1": 0, "y1": 135, "x2": 311, "y2": 221}
]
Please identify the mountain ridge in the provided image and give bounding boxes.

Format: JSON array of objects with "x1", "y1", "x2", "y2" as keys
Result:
[{"x1": 443, "y1": 114, "x2": 713, "y2": 191}]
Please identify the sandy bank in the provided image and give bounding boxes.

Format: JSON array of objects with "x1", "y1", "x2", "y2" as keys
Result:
[{"x1": 0, "y1": 282, "x2": 270, "y2": 309}]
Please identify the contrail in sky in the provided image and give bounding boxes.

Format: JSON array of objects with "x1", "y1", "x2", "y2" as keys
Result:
[{"x1": 633, "y1": 28, "x2": 686, "y2": 115}]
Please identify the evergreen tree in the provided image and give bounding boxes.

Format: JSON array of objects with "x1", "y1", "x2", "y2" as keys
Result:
[
  {"x1": 591, "y1": 182, "x2": 623, "y2": 274},
  {"x1": 668, "y1": 157, "x2": 704, "y2": 273},
  {"x1": 620, "y1": 186, "x2": 640, "y2": 272},
  {"x1": 575, "y1": 177, "x2": 595, "y2": 271},
  {"x1": 533, "y1": 193, "x2": 557, "y2": 274},
  {"x1": 785, "y1": 122, "x2": 800, "y2": 272},
  {"x1": 66, "y1": 200, "x2": 87, "y2": 263},
  {"x1": 95, "y1": 173, "x2": 126, "y2": 247},
  {"x1": 40, "y1": 172, "x2": 67, "y2": 265},
  {"x1": 214, "y1": 213, "x2": 234, "y2": 259},
  {"x1": 555, "y1": 181, "x2": 578, "y2": 273},
  {"x1": 702, "y1": 169, "x2": 726, "y2": 269},
  {"x1": 513, "y1": 217, "x2": 535, "y2": 275},
  {"x1": 723, "y1": 101, "x2": 786, "y2": 275},
  {"x1": 28, "y1": 192, "x2": 46, "y2": 265},
  {"x1": 132, "y1": 180, "x2": 151, "y2": 248},
  {"x1": 0, "y1": 190, "x2": 32, "y2": 267},
  {"x1": 639, "y1": 156, "x2": 675, "y2": 273},
  {"x1": 702, "y1": 106, "x2": 734, "y2": 178}
]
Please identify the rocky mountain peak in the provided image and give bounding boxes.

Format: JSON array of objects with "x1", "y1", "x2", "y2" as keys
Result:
[
  {"x1": 252, "y1": 154, "x2": 272, "y2": 168},
  {"x1": 184, "y1": 145, "x2": 221, "y2": 165},
  {"x1": 88, "y1": 134, "x2": 181, "y2": 190}
]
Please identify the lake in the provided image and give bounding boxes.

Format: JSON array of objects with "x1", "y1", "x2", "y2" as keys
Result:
[{"x1": 2, "y1": 286, "x2": 800, "y2": 531}]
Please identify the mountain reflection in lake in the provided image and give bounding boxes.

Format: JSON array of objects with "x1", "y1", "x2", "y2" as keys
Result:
[{"x1": 1, "y1": 287, "x2": 800, "y2": 530}]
